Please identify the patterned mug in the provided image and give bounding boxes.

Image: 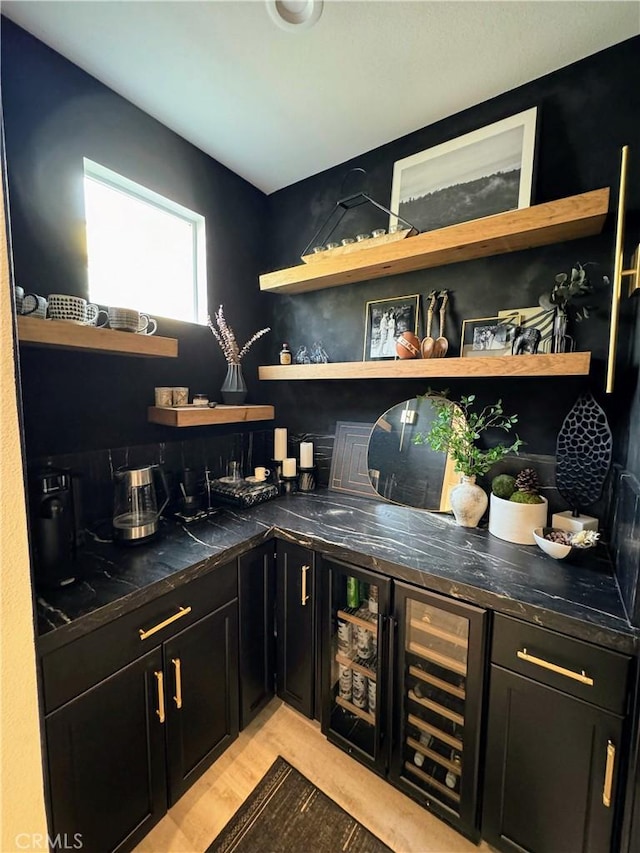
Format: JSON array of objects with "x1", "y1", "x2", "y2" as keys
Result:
[
  {"x1": 21, "y1": 293, "x2": 48, "y2": 319},
  {"x1": 48, "y1": 294, "x2": 100, "y2": 325}
]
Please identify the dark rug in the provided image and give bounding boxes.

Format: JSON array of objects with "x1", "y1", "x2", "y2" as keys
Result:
[{"x1": 206, "y1": 756, "x2": 392, "y2": 853}]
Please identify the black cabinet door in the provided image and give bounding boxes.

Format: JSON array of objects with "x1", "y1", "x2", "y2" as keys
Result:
[
  {"x1": 164, "y1": 601, "x2": 239, "y2": 806},
  {"x1": 45, "y1": 648, "x2": 167, "y2": 853},
  {"x1": 483, "y1": 665, "x2": 624, "y2": 853},
  {"x1": 238, "y1": 543, "x2": 276, "y2": 728},
  {"x1": 389, "y1": 582, "x2": 487, "y2": 843},
  {"x1": 276, "y1": 541, "x2": 315, "y2": 718}
]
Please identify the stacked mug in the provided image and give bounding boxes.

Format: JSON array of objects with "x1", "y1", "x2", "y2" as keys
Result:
[
  {"x1": 14, "y1": 286, "x2": 48, "y2": 319},
  {"x1": 98, "y1": 306, "x2": 157, "y2": 335},
  {"x1": 47, "y1": 294, "x2": 101, "y2": 324}
]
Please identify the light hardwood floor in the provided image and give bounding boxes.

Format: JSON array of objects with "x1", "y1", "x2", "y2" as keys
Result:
[{"x1": 135, "y1": 699, "x2": 490, "y2": 853}]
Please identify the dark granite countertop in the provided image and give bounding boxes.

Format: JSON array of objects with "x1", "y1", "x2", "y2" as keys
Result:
[{"x1": 36, "y1": 491, "x2": 638, "y2": 657}]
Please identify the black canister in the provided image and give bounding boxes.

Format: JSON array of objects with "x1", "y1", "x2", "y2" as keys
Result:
[{"x1": 29, "y1": 467, "x2": 81, "y2": 588}]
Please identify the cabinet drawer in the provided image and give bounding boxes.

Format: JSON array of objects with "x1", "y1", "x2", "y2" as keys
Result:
[
  {"x1": 42, "y1": 560, "x2": 237, "y2": 714},
  {"x1": 491, "y1": 614, "x2": 630, "y2": 715}
]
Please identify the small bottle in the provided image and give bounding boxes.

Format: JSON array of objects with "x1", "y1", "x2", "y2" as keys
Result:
[
  {"x1": 279, "y1": 343, "x2": 292, "y2": 365},
  {"x1": 346, "y1": 576, "x2": 359, "y2": 609}
]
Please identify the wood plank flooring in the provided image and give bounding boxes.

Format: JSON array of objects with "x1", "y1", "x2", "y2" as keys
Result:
[{"x1": 134, "y1": 700, "x2": 490, "y2": 853}]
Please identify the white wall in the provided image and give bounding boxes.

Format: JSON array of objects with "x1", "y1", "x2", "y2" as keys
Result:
[{"x1": 0, "y1": 181, "x2": 48, "y2": 849}]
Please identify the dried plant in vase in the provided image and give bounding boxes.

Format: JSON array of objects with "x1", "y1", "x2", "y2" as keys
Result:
[{"x1": 208, "y1": 305, "x2": 270, "y2": 404}]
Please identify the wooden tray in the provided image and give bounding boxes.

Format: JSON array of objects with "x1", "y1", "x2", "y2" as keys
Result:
[{"x1": 301, "y1": 228, "x2": 417, "y2": 263}]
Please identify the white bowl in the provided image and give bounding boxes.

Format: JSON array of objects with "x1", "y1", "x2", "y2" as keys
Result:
[
  {"x1": 533, "y1": 527, "x2": 597, "y2": 561},
  {"x1": 533, "y1": 527, "x2": 572, "y2": 559}
]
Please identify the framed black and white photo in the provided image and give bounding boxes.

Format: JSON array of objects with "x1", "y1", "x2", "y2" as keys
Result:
[
  {"x1": 363, "y1": 294, "x2": 420, "y2": 361},
  {"x1": 461, "y1": 314, "x2": 520, "y2": 358},
  {"x1": 389, "y1": 108, "x2": 537, "y2": 234}
]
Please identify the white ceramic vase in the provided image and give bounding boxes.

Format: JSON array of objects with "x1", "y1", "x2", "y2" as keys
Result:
[
  {"x1": 449, "y1": 475, "x2": 488, "y2": 528},
  {"x1": 489, "y1": 493, "x2": 549, "y2": 544}
]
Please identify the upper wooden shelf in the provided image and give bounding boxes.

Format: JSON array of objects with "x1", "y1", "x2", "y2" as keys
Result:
[
  {"x1": 258, "y1": 352, "x2": 591, "y2": 381},
  {"x1": 17, "y1": 316, "x2": 178, "y2": 358},
  {"x1": 148, "y1": 404, "x2": 275, "y2": 427},
  {"x1": 259, "y1": 188, "x2": 610, "y2": 294}
]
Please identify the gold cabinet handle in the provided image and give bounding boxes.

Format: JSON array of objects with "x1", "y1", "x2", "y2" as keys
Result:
[
  {"x1": 301, "y1": 564, "x2": 310, "y2": 606},
  {"x1": 516, "y1": 648, "x2": 594, "y2": 686},
  {"x1": 154, "y1": 670, "x2": 165, "y2": 723},
  {"x1": 172, "y1": 658, "x2": 182, "y2": 709},
  {"x1": 603, "y1": 740, "x2": 616, "y2": 807},
  {"x1": 139, "y1": 606, "x2": 192, "y2": 640}
]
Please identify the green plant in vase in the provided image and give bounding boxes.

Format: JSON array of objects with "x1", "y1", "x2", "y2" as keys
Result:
[{"x1": 414, "y1": 393, "x2": 523, "y2": 527}]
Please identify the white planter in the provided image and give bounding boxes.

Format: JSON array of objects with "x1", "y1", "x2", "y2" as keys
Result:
[{"x1": 489, "y1": 493, "x2": 548, "y2": 544}]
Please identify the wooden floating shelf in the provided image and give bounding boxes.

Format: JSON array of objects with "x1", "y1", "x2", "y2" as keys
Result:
[
  {"x1": 259, "y1": 188, "x2": 609, "y2": 294},
  {"x1": 259, "y1": 352, "x2": 590, "y2": 381},
  {"x1": 147, "y1": 404, "x2": 275, "y2": 428},
  {"x1": 17, "y1": 316, "x2": 178, "y2": 358}
]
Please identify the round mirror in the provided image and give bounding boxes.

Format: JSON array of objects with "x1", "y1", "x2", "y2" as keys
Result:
[{"x1": 367, "y1": 395, "x2": 460, "y2": 511}]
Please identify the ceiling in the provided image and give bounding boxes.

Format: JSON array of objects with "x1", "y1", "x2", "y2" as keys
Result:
[{"x1": 2, "y1": 1, "x2": 639, "y2": 195}]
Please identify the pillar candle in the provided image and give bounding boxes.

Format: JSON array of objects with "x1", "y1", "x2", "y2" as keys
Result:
[
  {"x1": 300, "y1": 442, "x2": 314, "y2": 468},
  {"x1": 283, "y1": 457, "x2": 297, "y2": 477},
  {"x1": 274, "y1": 428, "x2": 287, "y2": 461}
]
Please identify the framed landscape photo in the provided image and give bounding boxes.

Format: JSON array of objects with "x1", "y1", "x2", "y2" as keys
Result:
[
  {"x1": 389, "y1": 107, "x2": 537, "y2": 234},
  {"x1": 363, "y1": 294, "x2": 420, "y2": 361},
  {"x1": 461, "y1": 313, "x2": 520, "y2": 358}
]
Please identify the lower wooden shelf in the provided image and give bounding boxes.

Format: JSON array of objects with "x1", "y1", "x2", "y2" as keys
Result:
[
  {"x1": 258, "y1": 352, "x2": 591, "y2": 381},
  {"x1": 147, "y1": 404, "x2": 275, "y2": 427}
]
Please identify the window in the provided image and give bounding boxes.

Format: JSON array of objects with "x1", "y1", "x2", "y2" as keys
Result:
[{"x1": 83, "y1": 159, "x2": 207, "y2": 324}]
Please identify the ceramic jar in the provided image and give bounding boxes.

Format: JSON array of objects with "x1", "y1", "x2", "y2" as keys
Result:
[{"x1": 449, "y1": 475, "x2": 488, "y2": 528}]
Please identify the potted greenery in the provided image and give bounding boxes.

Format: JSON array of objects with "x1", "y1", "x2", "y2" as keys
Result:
[
  {"x1": 489, "y1": 467, "x2": 549, "y2": 544},
  {"x1": 414, "y1": 393, "x2": 523, "y2": 527}
]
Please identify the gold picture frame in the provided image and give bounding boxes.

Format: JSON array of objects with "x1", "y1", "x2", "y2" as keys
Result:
[
  {"x1": 460, "y1": 313, "x2": 520, "y2": 357},
  {"x1": 363, "y1": 294, "x2": 420, "y2": 361}
]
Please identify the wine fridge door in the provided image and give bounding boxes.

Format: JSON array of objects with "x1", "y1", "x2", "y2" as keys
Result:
[
  {"x1": 389, "y1": 582, "x2": 487, "y2": 842},
  {"x1": 320, "y1": 558, "x2": 391, "y2": 775}
]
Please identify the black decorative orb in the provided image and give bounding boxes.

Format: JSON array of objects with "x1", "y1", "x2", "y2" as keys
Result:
[{"x1": 555, "y1": 392, "x2": 612, "y2": 515}]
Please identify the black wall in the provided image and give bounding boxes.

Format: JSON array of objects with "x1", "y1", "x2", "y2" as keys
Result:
[
  {"x1": 263, "y1": 36, "x2": 640, "y2": 474},
  {"x1": 1, "y1": 17, "x2": 271, "y2": 460}
]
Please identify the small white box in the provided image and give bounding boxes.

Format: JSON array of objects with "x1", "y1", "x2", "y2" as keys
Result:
[{"x1": 552, "y1": 510, "x2": 599, "y2": 533}]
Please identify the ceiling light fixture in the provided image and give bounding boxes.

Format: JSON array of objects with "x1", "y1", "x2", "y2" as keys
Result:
[{"x1": 266, "y1": 0, "x2": 324, "y2": 32}]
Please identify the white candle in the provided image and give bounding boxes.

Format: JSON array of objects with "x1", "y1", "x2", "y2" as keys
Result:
[
  {"x1": 300, "y1": 442, "x2": 314, "y2": 468},
  {"x1": 274, "y1": 428, "x2": 287, "y2": 461},
  {"x1": 283, "y1": 457, "x2": 297, "y2": 477}
]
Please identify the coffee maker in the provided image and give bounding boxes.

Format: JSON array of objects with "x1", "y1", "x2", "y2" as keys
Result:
[
  {"x1": 30, "y1": 467, "x2": 82, "y2": 588},
  {"x1": 113, "y1": 464, "x2": 169, "y2": 542}
]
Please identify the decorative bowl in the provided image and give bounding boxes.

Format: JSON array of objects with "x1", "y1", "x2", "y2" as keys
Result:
[{"x1": 533, "y1": 527, "x2": 597, "y2": 561}]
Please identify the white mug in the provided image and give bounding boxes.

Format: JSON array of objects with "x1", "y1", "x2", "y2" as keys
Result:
[
  {"x1": 21, "y1": 293, "x2": 48, "y2": 319},
  {"x1": 254, "y1": 466, "x2": 271, "y2": 482},
  {"x1": 14, "y1": 286, "x2": 24, "y2": 314}
]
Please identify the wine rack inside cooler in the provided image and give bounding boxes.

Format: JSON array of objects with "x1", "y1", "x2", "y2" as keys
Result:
[
  {"x1": 327, "y1": 572, "x2": 381, "y2": 759},
  {"x1": 402, "y1": 598, "x2": 469, "y2": 813}
]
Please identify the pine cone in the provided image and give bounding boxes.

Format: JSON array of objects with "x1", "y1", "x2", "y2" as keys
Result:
[{"x1": 515, "y1": 467, "x2": 539, "y2": 494}]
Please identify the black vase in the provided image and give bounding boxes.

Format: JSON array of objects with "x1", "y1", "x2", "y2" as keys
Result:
[{"x1": 221, "y1": 363, "x2": 247, "y2": 404}]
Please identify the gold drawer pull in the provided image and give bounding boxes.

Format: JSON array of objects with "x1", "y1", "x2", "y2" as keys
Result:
[
  {"x1": 603, "y1": 740, "x2": 616, "y2": 807},
  {"x1": 139, "y1": 606, "x2": 192, "y2": 640},
  {"x1": 172, "y1": 658, "x2": 183, "y2": 709},
  {"x1": 301, "y1": 564, "x2": 310, "y2": 606},
  {"x1": 154, "y1": 670, "x2": 165, "y2": 723},
  {"x1": 516, "y1": 648, "x2": 594, "y2": 686}
]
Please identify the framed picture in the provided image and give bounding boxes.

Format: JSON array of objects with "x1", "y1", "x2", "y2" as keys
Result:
[
  {"x1": 363, "y1": 294, "x2": 420, "y2": 361},
  {"x1": 498, "y1": 306, "x2": 554, "y2": 353},
  {"x1": 389, "y1": 107, "x2": 537, "y2": 234},
  {"x1": 461, "y1": 314, "x2": 520, "y2": 358}
]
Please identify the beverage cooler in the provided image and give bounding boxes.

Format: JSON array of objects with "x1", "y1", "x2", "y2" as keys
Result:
[{"x1": 321, "y1": 560, "x2": 487, "y2": 841}]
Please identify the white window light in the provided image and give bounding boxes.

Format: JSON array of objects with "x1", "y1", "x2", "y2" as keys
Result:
[{"x1": 83, "y1": 158, "x2": 207, "y2": 324}]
